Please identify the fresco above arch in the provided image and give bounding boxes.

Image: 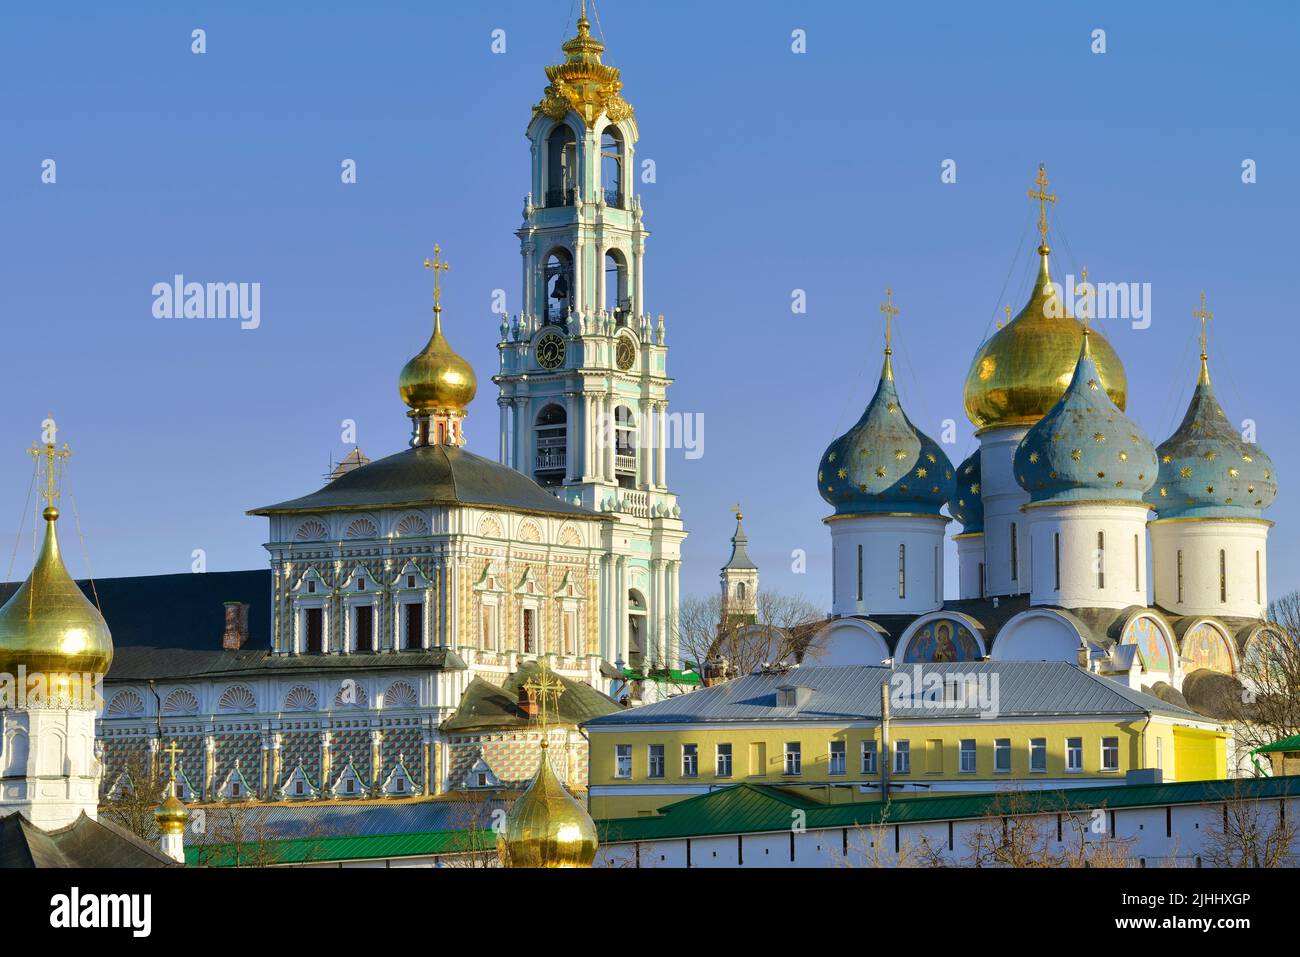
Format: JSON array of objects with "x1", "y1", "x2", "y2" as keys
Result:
[
  {"x1": 902, "y1": 619, "x2": 981, "y2": 663},
  {"x1": 1121, "y1": 615, "x2": 1172, "y2": 673},
  {"x1": 1183, "y1": 622, "x2": 1235, "y2": 675}
]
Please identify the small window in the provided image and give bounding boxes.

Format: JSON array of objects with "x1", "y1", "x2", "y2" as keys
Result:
[
  {"x1": 354, "y1": 605, "x2": 374, "y2": 653},
  {"x1": 1010, "y1": 523, "x2": 1019, "y2": 582},
  {"x1": 307, "y1": 580, "x2": 316, "y2": 594},
  {"x1": 1097, "y1": 531, "x2": 1106, "y2": 589},
  {"x1": 959, "y1": 739, "x2": 977, "y2": 774},
  {"x1": 994, "y1": 738, "x2": 1011, "y2": 773},
  {"x1": 1029, "y1": 738, "x2": 1047, "y2": 773},
  {"x1": 784, "y1": 742, "x2": 802, "y2": 776},
  {"x1": 231, "y1": 782, "x2": 242, "y2": 798},
  {"x1": 898, "y1": 544, "x2": 906, "y2": 599},
  {"x1": 407, "y1": 575, "x2": 416, "y2": 589},
  {"x1": 861, "y1": 740, "x2": 878, "y2": 775},
  {"x1": 1101, "y1": 736, "x2": 1120, "y2": 772},
  {"x1": 894, "y1": 740, "x2": 911, "y2": 774},
  {"x1": 1219, "y1": 549, "x2": 1227, "y2": 603},
  {"x1": 357, "y1": 578, "x2": 365, "y2": 591},
  {"x1": 856, "y1": 544, "x2": 863, "y2": 603},
  {"x1": 682, "y1": 744, "x2": 698, "y2": 778},
  {"x1": 828, "y1": 740, "x2": 846, "y2": 776},
  {"x1": 1155, "y1": 736, "x2": 1164, "y2": 770},
  {"x1": 1177, "y1": 550, "x2": 1185, "y2": 603},
  {"x1": 304, "y1": 607, "x2": 323, "y2": 654},
  {"x1": 1053, "y1": 533, "x2": 1061, "y2": 591},
  {"x1": 1066, "y1": 737, "x2": 1083, "y2": 772},
  {"x1": 522, "y1": 608, "x2": 535, "y2": 654},
  {"x1": 715, "y1": 743, "x2": 733, "y2": 778},
  {"x1": 648, "y1": 744, "x2": 665, "y2": 779},
  {"x1": 615, "y1": 744, "x2": 632, "y2": 779},
  {"x1": 404, "y1": 603, "x2": 423, "y2": 650},
  {"x1": 345, "y1": 778, "x2": 355, "y2": 795},
  {"x1": 295, "y1": 780, "x2": 304, "y2": 796}
]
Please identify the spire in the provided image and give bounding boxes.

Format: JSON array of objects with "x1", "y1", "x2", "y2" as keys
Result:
[
  {"x1": 1194, "y1": 290, "x2": 1213, "y2": 385},
  {"x1": 154, "y1": 740, "x2": 189, "y2": 864},
  {"x1": 424, "y1": 242, "x2": 451, "y2": 335},
  {"x1": 722, "y1": 504, "x2": 757, "y2": 570},
  {"x1": 879, "y1": 287, "x2": 899, "y2": 380},
  {"x1": 1078, "y1": 265, "x2": 1093, "y2": 356},
  {"x1": 536, "y1": 1, "x2": 632, "y2": 127}
]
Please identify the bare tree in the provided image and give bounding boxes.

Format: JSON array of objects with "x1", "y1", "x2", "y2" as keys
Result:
[
  {"x1": 1227, "y1": 591, "x2": 1300, "y2": 763},
  {"x1": 1201, "y1": 781, "x2": 1298, "y2": 867},
  {"x1": 676, "y1": 590, "x2": 826, "y2": 682},
  {"x1": 98, "y1": 752, "x2": 165, "y2": 843}
]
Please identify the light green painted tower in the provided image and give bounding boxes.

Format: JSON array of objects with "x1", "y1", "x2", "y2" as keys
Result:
[{"x1": 493, "y1": 8, "x2": 685, "y2": 694}]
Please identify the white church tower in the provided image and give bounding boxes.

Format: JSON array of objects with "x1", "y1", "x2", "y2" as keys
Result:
[{"x1": 493, "y1": 9, "x2": 686, "y2": 682}]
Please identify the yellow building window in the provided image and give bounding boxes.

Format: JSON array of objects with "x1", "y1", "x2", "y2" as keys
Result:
[{"x1": 749, "y1": 741, "x2": 766, "y2": 778}]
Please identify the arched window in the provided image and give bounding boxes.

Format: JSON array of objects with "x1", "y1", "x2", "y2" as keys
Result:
[
  {"x1": 613, "y1": 405, "x2": 638, "y2": 488},
  {"x1": 628, "y1": 588, "x2": 647, "y2": 670},
  {"x1": 604, "y1": 248, "x2": 630, "y2": 323},
  {"x1": 546, "y1": 124, "x2": 576, "y2": 207},
  {"x1": 544, "y1": 248, "x2": 574, "y2": 325},
  {"x1": 736, "y1": 581, "x2": 747, "y2": 601},
  {"x1": 600, "y1": 125, "x2": 624, "y2": 207},
  {"x1": 534, "y1": 403, "x2": 567, "y2": 487}
]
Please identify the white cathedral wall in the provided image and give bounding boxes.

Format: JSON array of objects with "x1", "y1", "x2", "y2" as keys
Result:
[
  {"x1": 827, "y1": 515, "x2": 948, "y2": 618},
  {"x1": 955, "y1": 533, "x2": 984, "y2": 599},
  {"x1": 976, "y1": 427, "x2": 1032, "y2": 598},
  {"x1": 1, "y1": 707, "x2": 100, "y2": 830},
  {"x1": 991, "y1": 609, "x2": 1084, "y2": 663},
  {"x1": 1025, "y1": 503, "x2": 1150, "y2": 610},
  {"x1": 1149, "y1": 518, "x2": 1269, "y2": 619}
]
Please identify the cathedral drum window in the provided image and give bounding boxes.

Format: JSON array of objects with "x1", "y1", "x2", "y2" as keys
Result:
[
  {"x1": 614, "y1": 334, "x2": 637, "y2": 371},
  {"x1": 535, "y1": 331, "x2": 566, "y2": 370}
]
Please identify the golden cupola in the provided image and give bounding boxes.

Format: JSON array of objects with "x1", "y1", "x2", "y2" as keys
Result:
[
  {"x1": 0, "y1": 441, "x2": 113, "y2": 678},
  {"x1": 534, "y1": 1, "x2": 633, "y2": 127},
  {"x1": 497, "y1": 663, "x2": 598, "y2": 868},
  {"x1": 963, "y1": 166, "x2": 1127, "y2": 431},
  {"x1": 399, "y1": 245, "x2": 477, "y2": 447}
]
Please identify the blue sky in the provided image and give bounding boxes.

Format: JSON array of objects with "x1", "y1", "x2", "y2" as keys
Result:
[{"x1": 2, "y1": 0, "x2": 1297, "y2": 608}]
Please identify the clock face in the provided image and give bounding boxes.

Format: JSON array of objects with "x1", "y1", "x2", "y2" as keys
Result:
[
  {"x1": 615, "y1": 335, "x2": 637, "y2": 371},
  {"x1": 535, "y1": 332, "x2": 565, "y2": 370}
]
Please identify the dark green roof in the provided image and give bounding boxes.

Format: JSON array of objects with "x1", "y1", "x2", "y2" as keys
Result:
[
  {"x1": 442, "y1": 660, "x2": 619, "y2": 733},
  {"x1": 1254, "y1": 735, "x2": 1300, "y2": 754},
  {"x1": 0, "y1": 812, "x2": 175, "y2": 868},
  {"x1": 250, "y1": 444, "x2": 601, "y2": 519},
  {"x1": 188, "y1": 827, "x2": 493, "y2": 867},
  {"x1": 0, "y1": 569, "x2": 271, "y2": 652},
  {"x1": 107, "y1": 646, "x2": 466, "y2": 682},
  {"x1": 598, "y1": 775, "x2": 1300, "y2": 844}
]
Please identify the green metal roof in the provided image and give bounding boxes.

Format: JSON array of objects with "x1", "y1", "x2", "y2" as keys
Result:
[
  {"x1": 186, "y1": 827, "x2": 494, "y2": 867},
  {"x1": 597, "y1": 775, "x2": 1300, "y2": 844},
  {"x1": 622, "y1": 667, "x2": 702, "y2": 685},
  {"x1": 1253, "y1": 735, "x2": 1300, "y2": 754}
]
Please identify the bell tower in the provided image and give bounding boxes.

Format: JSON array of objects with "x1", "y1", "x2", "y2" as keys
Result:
[{"x1": 493, "y1": 7, "x2": 686, "y2": 688}]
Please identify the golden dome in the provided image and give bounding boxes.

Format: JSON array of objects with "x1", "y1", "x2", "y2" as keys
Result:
[
  {"x1": 154, "y1": 789, "x2": 189, "y2": 836},
  {"x1": 497, "y1": 744, "x2": 598, "y2": 868},
  {"x1": 0, "y1": 505, "x2": 113, "y2": 677},
  {"x1": 963, "y1": 245, "x2": 1127, "y2": 431},
  {"x1": 398, "y1": 310, "x2": 478, "y2": 412}
]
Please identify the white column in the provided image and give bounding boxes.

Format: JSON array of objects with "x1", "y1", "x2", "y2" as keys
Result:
[
  {"x1": 597, "y1": 243, "x2": 607, "y2": 313},
  {"x1": 638, "y1": 399, "x2": 651, "y2": 489},
  {"x1": 564, "y1": 391, "x2": 578, "y2": 483},
  {"x1": 521, "y1": 240, "x2": 534, "y2": 319},
  {"x1": 667, "y1": 560, "x2": 680, "y2": 668},
  {"x1": 655, "y1": 401, "x2": 668, "y2": 489},
  {"x1": 498, "y1": 399, "x2": 510, "y2": 464},
  {"x1": 616, "y1": 557, "x2": 628, "y2": 665},
  {"x1": 603, "y1": 394, "x2": 615, "y2": 482},
  {"x1": 514, "y1": 397, "x2": 529, "y2": 475},
  {"x1": 633, "y1": 239, "x2": 646, "y2": 317},
  {"x1": 581, "y1": 393, "x2": 594, "y2": 481}
]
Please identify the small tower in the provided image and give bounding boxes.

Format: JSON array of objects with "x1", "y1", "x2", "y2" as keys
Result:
[
  {"x1": 1146, "y1": 294, "x2": 1277, "y2": 618},
  {"x1": 0, "y1": 431, "x2": 114, "y2": 829},
  {"x1": 153, "y1": 740, "x2": 189, "y2": 864},
  {"x1": 1013, "y1": 280, "x2": 1158, "y2": 610},
  {"x1": 719, "y1": 506, "x2": 758, "y2": 627},
  {"x1": 817, "y1": 290, "x2": 954, "y2": 617},
  {"x1": 399, "y1": 244, "x2": 477, "y2": 448}
]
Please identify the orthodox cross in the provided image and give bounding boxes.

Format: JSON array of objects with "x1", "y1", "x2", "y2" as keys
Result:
[
  {"x1": 1194, "y1": 290, "x2": 1212, "y2": 359},
  {"x1": 28, "y1": 424, "x2": 70, "y2": 507},
  {"x1": 523, "y1": 660, "x2": 565, "y2": 739},
  {"x1": 880, "y1": 288, "x2": 899, "y2": 355},
  {"x1": 423, "y1": 244, "x2": 450, "y2": 314},
  {"x1": 164, "y1": 740, "x2": 183, "y2": 785},
  {"x1": 1027, "y1": 163, "x2": 1056, "y2": 246}
]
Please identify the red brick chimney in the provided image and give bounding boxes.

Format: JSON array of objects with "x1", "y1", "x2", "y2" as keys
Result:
[
  {"x1": 517, "y1": 685, "x2": 538, "y2": 719},
  {"x1": 223, "y1": 601, "x2": 250, "y2": 650}
]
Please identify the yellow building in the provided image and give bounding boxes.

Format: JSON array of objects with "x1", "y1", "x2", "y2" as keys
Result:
[{"x1": 583, "y1": 662, "x2": 1228, "y2": 818}]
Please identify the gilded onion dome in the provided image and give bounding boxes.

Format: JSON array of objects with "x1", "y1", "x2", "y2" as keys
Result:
[
  {"x1": 0, "y1": 504, "x2": 113, "y2": 677},
  {"x1": 818, "y1": 338, "x2": 954, "y2": 518},
  {"x1": 948, "y1": 450, "x2": 984, "y2": 533},
  {"x1": 154, "y1": 788, "x2": 188, "y2": 836},
  {"x1": 399, "y1": 247, "x2": 477, "y2": 413},
  {"x1": 534, "y1": 2, "x2": 633, "y2": 127},
  {"x1": 497, "y1": 743, "x2": 599, "y2": 868},
  {"x1": 1145, "y1": 309, "x2": 1276, "y2": 519},
  {"x1": 1014, "y1": 329, "x2": 1157, "y2": 504},
  {"x1": 964, "y1": 244, "x2": 1127, "y2": 431}
]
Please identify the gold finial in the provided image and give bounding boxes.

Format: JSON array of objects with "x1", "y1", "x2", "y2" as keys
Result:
[
  {"x1": 1194, "y1": 290, "x2": 1212, "y2": 360},
  {"x1": 880, "y1": 288, "x2": 899, "y2": 355},
  {"x1": 731, "y1": 503, "x2": 743, "y2": 521},
  {"x1": 423, "y1": 244, "x2": 450, "y2": 317},
  {"x1": 523, "y1": 658, "x2": 565, "y2": 746},
  {"x1": 1028, "y1": 163, "x2": 1056, "y2": 249},
  {"x1": 1078, "y1": 266, "x2": 1091, "y2": 331},
  {"x1": 28, "y1": 421, "x2": 71, "y2": 517}
]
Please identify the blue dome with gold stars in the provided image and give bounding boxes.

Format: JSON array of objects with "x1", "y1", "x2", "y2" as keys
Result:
[
  {"x1": 948, "y1": 451, "x2": 983, "y2": 533},
  {"x1": 1145, "y1": 351, "x2": 1276, "y2": 520},
  {"x1": 818, "y1": 352, "x2": 954, "y2": 517},
  {"x1": 1014, "y1": 330, "x2": 1158, "y2": 505}
]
